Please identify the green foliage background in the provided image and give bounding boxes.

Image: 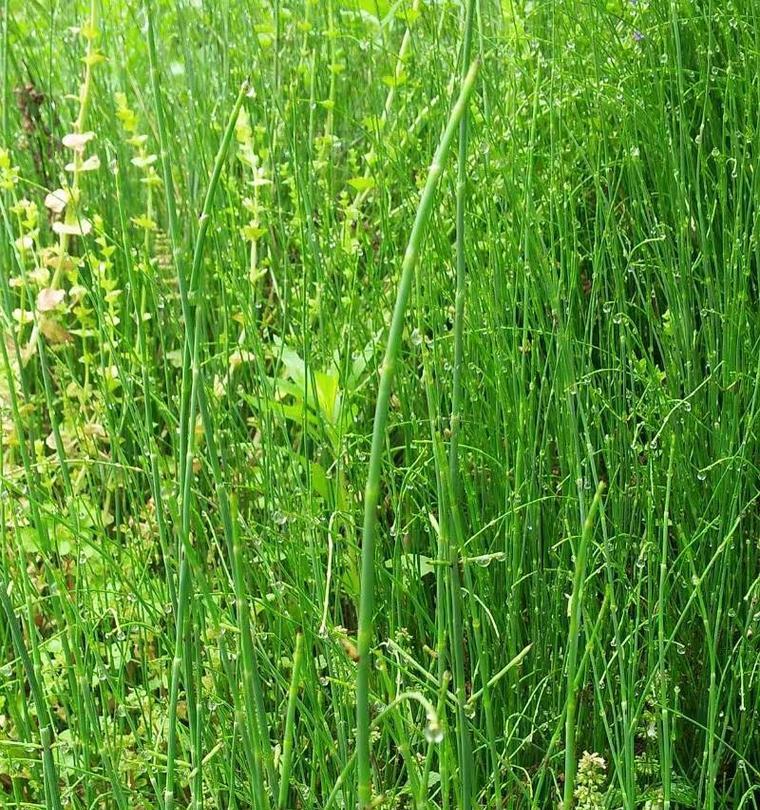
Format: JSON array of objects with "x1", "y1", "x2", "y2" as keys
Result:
[{"x1": 0, "y1": 0, "x2": 758, "y2": 807}]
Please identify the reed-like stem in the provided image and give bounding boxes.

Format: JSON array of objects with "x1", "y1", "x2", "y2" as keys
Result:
[
  {"x1": 562, "y1": 482, "x2": 605, "y2": 810},
  {"x1": 145, "y1": 23, "x2": 250, "y2": 801},
  {"x1": 0, "y1": 576, "x2": 62, "y2": 810},
  {"x1": 658, "y1": 436, "x2": 676, "y2": 810},
  {"x1": 355, "y1": 59, "x2": 479, "y2": 808},
  {"x1": 278, "y1": 632, "x2": 305, "y2": 809},
  {"x1": 447, "y1": 1, "x2": 477, "y2": 805}
]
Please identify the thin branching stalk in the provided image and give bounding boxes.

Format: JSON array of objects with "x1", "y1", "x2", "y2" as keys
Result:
[{"x1": 24, "y1": 0, "x2": 99, "y2": 361}]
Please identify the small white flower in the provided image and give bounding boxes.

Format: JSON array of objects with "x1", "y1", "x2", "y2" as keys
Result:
[
  {"x1": 12, "y1": 308, "x2": 35, "y2": 324},
  {"x1": 29, "y1": 266, "x2": 50, "y2": 286},
  {"x1": 229, "y1": 349, "x2": 254, "y2": 371},
  {"x1": 65, "y1": 154, "x2": 101, "y2": 172},
  {"x1": 44, "y1": 188, "x2": 70, "y2": 214},
  {"x1": 53, "y1": 218, "x2": 92, "y2": 237},
  {"x1": 62, "y1": 131, "x2": 96, "y2": 150},
  {"x1": 37, "y1": 288, "x2": 66, "y2": 312},
  {"x1": 130, "y1": 154, "x2": 158, "y2": 169}
]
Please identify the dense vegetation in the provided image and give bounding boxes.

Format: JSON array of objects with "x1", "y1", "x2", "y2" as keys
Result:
[{"x1": 1, "y1": 0, "x2": 759, "y2": 807}]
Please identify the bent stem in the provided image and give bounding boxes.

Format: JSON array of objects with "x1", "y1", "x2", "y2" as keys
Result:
[{"x1": 355, "y1": 59, "x2": 480, "y2": 808}]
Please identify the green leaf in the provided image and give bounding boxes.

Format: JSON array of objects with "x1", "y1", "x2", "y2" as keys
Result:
[
  {"x1": 349, "y1": 329, "x2": 382, "y2": 387},
  {"x1": 386, "y1": 553, "x2": 437, "y2": 578},
  {"x1": 347, "y1": 176, "x2": 375, "y2": 192},
  {"x1": 272, "y1": 336, "x2": 307, "y2": 390},
  {"x1": 381, "y1": 71, "x2": 407, "y2": 88},
  {"x1": 297, "y1": 456, "x2": 330, "y2": 500},
  {"x1": 314, "y1": 370, "x2": 340, "y2": 424},
  {"x1": 17, "y1": 527, "x2": 42, "y2": 553},
  {"x1": 339, "y1": 0, "x2": 391, "y2": 19}
]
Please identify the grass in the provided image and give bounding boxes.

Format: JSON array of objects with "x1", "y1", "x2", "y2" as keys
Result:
[{"x1": 1, "y1": 0, "x2": 759, "y2": 808}]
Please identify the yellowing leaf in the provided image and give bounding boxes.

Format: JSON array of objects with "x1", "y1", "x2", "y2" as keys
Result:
[
  {"x1": 381, "y1": 71, "x2": 407, "y2": 88},
  {"x1": 80, "y1": 21, "x2": 99, "y2": 40},
  {"x1": 83, "y1": 50, "x2": 106, "y2": 66},
  {"x1": 40, "y1": 317, "x2": 73, "y2": 344},
  {"x1": 351, "y1": 0, "x2": 391, "y2": 19},
  {"x1": 241, "y1": 223, "x2": 267, "y2": 241}
]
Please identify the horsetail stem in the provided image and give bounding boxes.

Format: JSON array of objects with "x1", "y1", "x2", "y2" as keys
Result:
[
  {"x1": 446, "y1": 1, "x2": 477, "y2": 804},
  {"x1": 355, "y1": 58, "x2": 479, "y2": 808},
  {"x1": 563, "y1": 481, "x2": 605, "y2": 810},
  {"x1": 278, "y1": 632, "x2": 305, "y2": 809}
]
